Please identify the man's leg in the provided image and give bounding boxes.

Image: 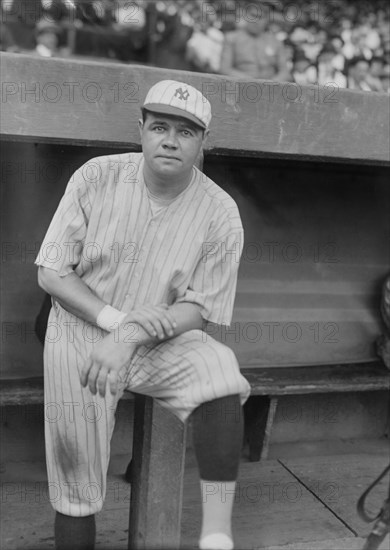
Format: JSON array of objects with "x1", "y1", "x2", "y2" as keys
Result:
[
  {"x1": 44, "y1": 308, "x2": 125, "y2": 550},
  {"x1": 55, "y1": 513, "x2": 96, "y2": 550},
  {"x1": 124, "y1": 329, "x2": 251, "y2": 549},
  {"x1": 192, "y1": 395, "x2": 243, "y2": 550}
]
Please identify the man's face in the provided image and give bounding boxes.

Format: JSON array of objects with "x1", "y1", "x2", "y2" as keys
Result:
[
  {"x1": 353, "y1": 61, "x2": 369, "y2": 81},
  {"x1": 245, "y1": 10, "x2": 267, "y2": 36},
  {"x1": 37, "y1": 30, "x2": 58, "y2": 50},
  {"x1": 295, "y1": 59, "x2": 310, "y2": 73},
  {"x1": 139, "y1": 112, "x2": 208, "y2": 179},
  {"x1": 371, "y1": 60, "x2": 383, "y2": 77},
  {"x1": 319, "y1": 52, "x2": 334, "y2": 65}
]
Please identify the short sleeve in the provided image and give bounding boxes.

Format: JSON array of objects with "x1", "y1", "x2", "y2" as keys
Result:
[
  {"x1": 35, "y1": 162, "x2": 97, "y2": 277},
  {"x1": 176, "y1": 214, "x2": 244, "y2": 326}
]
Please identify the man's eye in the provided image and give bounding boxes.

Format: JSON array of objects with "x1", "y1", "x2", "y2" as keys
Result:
[
  {"x1": 154, "y1": 126, "x2": 165, "y2": 132},
  {"x1": 182, "y1": 130, "x2": 192, "y2": 136}
]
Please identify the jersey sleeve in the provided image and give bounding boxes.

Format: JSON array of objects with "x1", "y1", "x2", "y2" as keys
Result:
[
  {"x1": 176, "y1": 210, "x2": 244, "y2": 326},
  {"x1": 34, "y1": 161, "x2": 97, "y2": 277}
]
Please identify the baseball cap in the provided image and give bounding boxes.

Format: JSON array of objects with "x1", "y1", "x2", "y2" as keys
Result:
[
  {"x1": 35, "y1": 17, "x2": 61, "y2": 36},
  {"x1": 142, "y1": 80, "x2": 212, "y2": 130}
]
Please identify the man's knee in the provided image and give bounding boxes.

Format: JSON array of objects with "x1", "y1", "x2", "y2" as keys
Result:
[
  {"x1": 194, "y1": 332, "x2": 239, "y2": 369},
  {"x1": 197, "y1": 394, "x2": 242, "y2": 424}
]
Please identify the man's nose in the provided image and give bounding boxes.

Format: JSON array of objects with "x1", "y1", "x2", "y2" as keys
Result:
[{"x1": 162, "y1": 129, "x2": 179, "y2": 148}]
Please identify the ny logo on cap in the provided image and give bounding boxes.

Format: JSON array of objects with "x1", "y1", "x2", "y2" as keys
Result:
[{"x1": 174, "y1": 87, "x2": 190, "y2": 101}]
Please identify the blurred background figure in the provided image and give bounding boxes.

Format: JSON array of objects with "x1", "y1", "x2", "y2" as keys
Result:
[
  {"x1": 291, "y1": 50, "x2": 317, "y2": 86},
  {"x1": 34, "y1": 17, "x2": 64, "y2": 57},
  {"x1": 0, "y1": 21, "x2": 19, "y2": 51},
  {"x1": 379, "y1": 64, "x2": 390, "y2": 93},
  {"x1": 186, "y1": 5, "x2": 224, "y2": 73},
  {"x1": 149, "y1": 0, "x2": 194, "y2": 70},
  {"x1": 107, "y1": 0, "x2": 148, "y2": 63},
  {"x1": 0, "y1": 0, "x2": 389, "y2": 93},
  {"x1": 347, "y1": 56, "x2": 382, "y2": 91},
  {"x1": 316, "y1": 43, "x2": 347, "y2": 88},
  {"x1": 220, "y1": 1, "x2": 290, "y2": 81}
]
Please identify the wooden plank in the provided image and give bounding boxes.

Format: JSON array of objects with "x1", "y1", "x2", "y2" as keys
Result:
[
  {"x1": 1, "y1": 53, "x2": 389, "y2": 164},
  {"x1": 0, "y1": 378, "x2": 134, "y2": 406},
  {"x1": 280, "y1": 454, "x2": 390, "y2": 538},
  {"x1": 241, "y1": 362, "x2": 390, "y2": 395},
  {"x1": 1, "y1": 362, "x2": 388, "y2": 405},
  {"x1": 181, "y1": 458, "x2": 351, "y2": 549},
  {"x1": 128, "y1": 395, "x2": 187, "y2": 549},
  {"x1": 261, "y1": 535, "x2": 389, "y2": 550},
  {"x1": 1, "y1": 452, "x2": 387, "y2": 550}
]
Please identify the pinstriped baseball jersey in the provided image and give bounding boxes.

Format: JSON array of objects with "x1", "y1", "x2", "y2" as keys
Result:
[
  {"x1": 35, "y1": 152, "x2": 243, "y2": 326},
  {"x1": 35, "y1": 151, "x2": 251, "y2": 516}
]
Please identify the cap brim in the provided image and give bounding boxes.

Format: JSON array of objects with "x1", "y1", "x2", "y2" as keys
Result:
[{"x1": 143, "y1": 104, "x2": 206, "y2": 129}]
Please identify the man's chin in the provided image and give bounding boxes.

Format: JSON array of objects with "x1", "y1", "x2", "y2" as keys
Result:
[{"x1": 153, "y1": 159, "x2": 187, "y2": 177}]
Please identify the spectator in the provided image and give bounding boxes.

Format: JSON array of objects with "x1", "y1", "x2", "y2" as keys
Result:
[
  {"x1": 220, "y1": 1, "x2": 290, "y2": 81},
  {"x1": 366, "y1": 57, "x2": 387, "y2": 91},
  {"x1": 283, "y1": 38, "x2": 296, "y2": 77},
  {"x1": 317, "y1": 43, "x2": 347, "y2": 88},
  {"x1": 0, "y1": 22, "x2": 19, "y2": 51},
  {"x1": 370, "y1": 56, "x2": 386, "y2": 80},
  {"x1": 33, "y1": 17, "x2": 64, "y2": 57},
  {"x1": 379, "y1": 64, "x2": 390, "y2": 93},
  {"x1": 186, "y1": 19, "x2": 224, "y2": 73},
  {"x1": 151, "y1": 0, "x2": 194, "y2": 70},
  {"x1": 292, "y1": 50, "x2": 317, "y2": 86},
  {"x1": 329, "y1": 36, "x2": 347, "y2": 72},
  {"x1": 301, "y1": 23, "x2": 328, "y2": 64},
  {"x1": 109, "y1": 0, "x2": 148, "y2": 63},
  {"x1": 347, "y1": 56, "x2": 379, "y2": 91}
]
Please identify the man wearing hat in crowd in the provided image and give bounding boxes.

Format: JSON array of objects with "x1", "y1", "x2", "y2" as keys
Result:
[
  {"x1": 220, "y1": 1, "x2": 290, "y2": 82},
  {"x1": 34, "y1": 17, "x2": 64, "y2": 57},
  {"x1": 35, "y1": 80, "x2": 251, "y2": 550}
]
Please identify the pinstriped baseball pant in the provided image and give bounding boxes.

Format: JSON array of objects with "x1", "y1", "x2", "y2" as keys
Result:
[{"x1": 44, "y1": 320, "x2": 251, "y2": 516}]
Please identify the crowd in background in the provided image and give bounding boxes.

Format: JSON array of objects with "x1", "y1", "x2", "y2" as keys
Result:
[{"x1": 1, "y1": 0, "x2": 389, "y2": 92}]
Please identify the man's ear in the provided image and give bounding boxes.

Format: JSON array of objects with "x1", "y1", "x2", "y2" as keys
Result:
[
  {"x1": 202, "y1": 128, "x2": 210, "y2": 148},
  {"x1": 138, "y1": 119, "x2": 143, "y2": 139}
]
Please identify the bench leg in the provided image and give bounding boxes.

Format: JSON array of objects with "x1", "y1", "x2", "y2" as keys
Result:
[
  {"x1": 244, "y1": 396, "x2": 278, "y2": 461},
  {"x1": 128, "y1": 394, "x2": 187, "y2": 550},
  {"x1": 260, "y1": 397, "x2": 278, "y2": 460}
]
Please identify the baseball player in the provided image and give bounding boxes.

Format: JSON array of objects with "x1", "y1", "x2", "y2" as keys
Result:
[{"x1": 35, "y1": 79, "x2": 251, "y2": 550}]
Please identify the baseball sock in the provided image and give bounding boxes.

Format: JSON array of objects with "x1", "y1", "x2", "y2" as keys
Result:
[
  {"x1": 192, "y1": 394, "x2": 243, "y2": 548},
  {"x1": 55, "y1": 512, "x2": 96, "y2": 550}
]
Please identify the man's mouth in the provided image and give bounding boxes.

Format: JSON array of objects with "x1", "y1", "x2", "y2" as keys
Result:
[{"x1": 156, "y1": 155, "x2": 181, "y2": 161}]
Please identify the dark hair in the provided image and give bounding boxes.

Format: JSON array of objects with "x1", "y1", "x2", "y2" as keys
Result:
[
  {"x1": 319, "y1": 43, "x2": 337, "y2": 56},
  {"x1": 293, "y1": 49, "x2": 309, "y2": 64},
  {"x1": 348, "y1": 56, "x2": 370, "y2": 69},
  {"x1": 370, "y1": 56, "x2": 385, "y2": 66}
]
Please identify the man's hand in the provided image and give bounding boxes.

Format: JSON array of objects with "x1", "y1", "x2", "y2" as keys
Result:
[
  {"x1": 81, "y1": 303, "x2": 177, "y2": 397},
  {"x1": 125, "y1": 303, "x2": 177, "y2": 340},
  {"x1": 81, "y1": 302, "x2": 202, "y2": 398},
  {"x1": 81, "y1": 331, "x2": 137, "y2": 397}
]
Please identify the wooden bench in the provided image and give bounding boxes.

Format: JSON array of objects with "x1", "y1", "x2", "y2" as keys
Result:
[
  {"x1": 1, "y1": 53, "x2": 390, "y2": 549},
  {"x1": 1, "y1": 362, "x2": 389, "y2": 548}
]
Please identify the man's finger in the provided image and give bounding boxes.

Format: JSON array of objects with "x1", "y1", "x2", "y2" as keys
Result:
[
  {"x1": 108, "y1": 371, "x2": 119, "y2": 396},
  {"x1": 81, "y1": 357, "x2": 93, "y2": 387},
  {"x1": 143, "y1": 307, "x2": 177, "y2": 334},
  {"x1": 133, "y1": 310, "x2": 167, "y2": 339},
  {"x1": 97, "y1": 366, "x2": 110, "y2": 397},
  {"x1": 155, "y1": 312, "x2": 177, "y2": 337},
  {"x1": 131, "y1": 313, "x2": 158, "y2": 338},
  {"x1": 87, "y1": 363, "x2": 101, "y2": 395}
]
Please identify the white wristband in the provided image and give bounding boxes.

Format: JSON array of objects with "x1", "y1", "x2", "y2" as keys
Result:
[{"x1": 96, "y1": 305, "x2": 128, "y2": 332}]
